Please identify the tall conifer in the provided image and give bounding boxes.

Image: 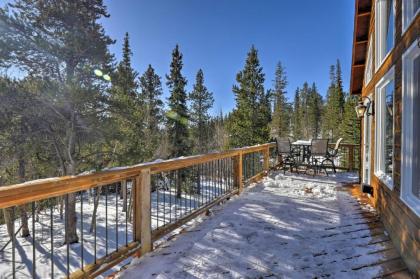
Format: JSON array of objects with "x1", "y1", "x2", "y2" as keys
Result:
[
  {"x1": 227, "y1": 46, "x2": 269, "y2": 147},
  {"x1": 270, "y1": 62, "x2": 290, "y2": 138},
  {"x1": 292, "y1": 88, "x2": 303, "y2": 139},
  {"x1": 139, "y1": 64, "x2": 164, "y2": 160},
  {"x1": 166, "y1": 45, "x2": 190, "y2": 157},
  {"x1": 189, "y1": 69, "x2": 214, "y2": 153},
  {"x1": 109, "y1": 32, "x2": 143, "y2": 165}
]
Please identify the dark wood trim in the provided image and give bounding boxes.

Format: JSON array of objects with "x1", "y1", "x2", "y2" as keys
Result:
[{"x1": 361, "y1": 14, "x2": 420, "y2": 97}]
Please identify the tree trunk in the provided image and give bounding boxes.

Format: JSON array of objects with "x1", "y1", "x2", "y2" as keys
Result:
[
  {"x1": 17, "y1": 156, "x2": 30, "y2": 237},
  {"x1": 64, "y1": 193, "x2": 78, "y2": 244},
  {"x1": 128, "y1": 187, "x2": 133, "y2": 223},
  {"x1": 122, "y1": 180, "x2": 127, "y2": 212},
  {"x1": 59, "y1": 197, "x2": 64, "y2": 220},
  {"x1": 176, "y1": 170, "x2": 182, "y2": 198},
  {"x1": 89, "y1": 187, "x2": 102, "y2": 233},
  {"x1": 19, "y1": 206, "x2": 30, "y2": 237},
  {"x1": 2, "y1": 208, "x2": 14, "y2": 239}
]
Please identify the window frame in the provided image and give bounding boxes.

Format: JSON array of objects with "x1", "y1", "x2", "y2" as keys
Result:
[
  {"x1": 364, "y1": 34, "x2": 373, "y2": 85},
  {"x1": 375, "y1": 0, "x2": 396, "y2": 71},
  {"x1": 401, "y1": 41, "x2": 420, "y2": 216},
  {"x1": 402, "y1": 0, "x2": 420, "y2": 34},
  {"x1": 374, "y1": 66, "x2": 395, "y2": 190}
]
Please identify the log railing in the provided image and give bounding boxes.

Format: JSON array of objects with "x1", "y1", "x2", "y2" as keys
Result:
[{"x1": 0, "y1": 143, "x2": 277, "y2": 278}]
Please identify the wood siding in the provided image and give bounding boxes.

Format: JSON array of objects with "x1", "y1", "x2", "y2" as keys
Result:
[{"x1": 356, "y1": 0, "x2": 420, "y2": 276}]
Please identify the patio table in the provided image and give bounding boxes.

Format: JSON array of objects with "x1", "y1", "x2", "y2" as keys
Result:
[{"x1": 291, "y1": 140, "x2": 311, "y2": 164}]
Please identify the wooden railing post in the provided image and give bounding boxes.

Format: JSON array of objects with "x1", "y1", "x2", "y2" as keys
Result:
[
  {"x1": 234, "y1": 151, "x2": 243, "y2": 193},
  {"x1": 140, "y1": 169, "x2": 152, "y2": 255},
  {"x1": 349, "y1": 145, "x2": 354, "y2": 172},
  {"x1": 133, "y1": 168, "x2": 152, "y2": 257},
  {"x1": 263, "y1": 145, "x2": 270, "y2": 171}
]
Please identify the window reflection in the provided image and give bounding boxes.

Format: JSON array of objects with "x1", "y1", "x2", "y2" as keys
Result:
[
  {"x1": 384, "y1": 81, "x2": 394, "y2": 176},
  {"x1": 413, "y1": 55, "x2": 419, "y2": 198}
]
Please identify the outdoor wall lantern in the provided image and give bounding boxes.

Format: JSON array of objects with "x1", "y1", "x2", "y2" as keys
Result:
[{"x1": 355, "y1": 96, "x2": 374, "y2": 119}]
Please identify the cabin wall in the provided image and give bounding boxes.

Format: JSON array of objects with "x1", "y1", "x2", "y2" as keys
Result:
[{"x1": 360, "y1": 0, "x2": 420, "y2": 276}]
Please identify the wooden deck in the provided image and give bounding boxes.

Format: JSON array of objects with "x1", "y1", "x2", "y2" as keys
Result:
[{"x1": 120, "y1": 172, "x2": 413, "y2": 278}]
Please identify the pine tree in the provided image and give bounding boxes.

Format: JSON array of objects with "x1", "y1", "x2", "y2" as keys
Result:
[
  {"x1": 340, "y1": 95, "x2": 360, "y2": 144},
  {"x1": 108, "y1": 32, "x2": 143, "y2": 165},
  {"x1": 335, "y1": 59, "x2": 346, "y2": 118},
  {"x1": 300, "y1": 82, "x2": 311, "y2": 138},
  {"x1": 292, "y1": 88, "x2": 303, "y2": 139},
  {"x1": 227, "y1": 46, "x2": 269, "y2": 147},
  {"x1": 0, "y1": 0, "x2": 114, "y2": 243},
  {"x1": 139, "y1": 64, "x2": 164, "y2": 160},
  {"x1": 270, "y1": 62, "x2": 290, "y2": 138},
  {"x1": 166, "y1": 45, "x2": 190, "y2": 158},
  {"x1": 307, "y1": 83, "x2": 323, "y2": 138},
  {"x1": 189, "y1": 69, "x2": 214, "y2": 154},
  {"x1": 322, "y1": 65, "x2": 339, "y2": 139}
]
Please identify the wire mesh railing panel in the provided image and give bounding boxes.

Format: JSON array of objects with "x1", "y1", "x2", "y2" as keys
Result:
[
  {"x1": 330, "y1": 144, "x2": 360, "y2": 171},
  {"x1": 0, "y1": 181, "x2": 136, "y2": 278},
  {"x1": 269, "y1": 146, "x2": 278, "y2": 168},
  {"x1": 242, "y1": 151, "x2": 264, "y2": 182},
  {"x1": 151, "y1": 157, "x2": 236, "y2": 232},
  {"x1": 0, "y1": 143, "x2": 275, "y2": 278}
]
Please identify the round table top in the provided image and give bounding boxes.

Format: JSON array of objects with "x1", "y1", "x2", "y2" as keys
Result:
[{"x1": 292, "y1": 140, "x2": 311, "y2": 146}]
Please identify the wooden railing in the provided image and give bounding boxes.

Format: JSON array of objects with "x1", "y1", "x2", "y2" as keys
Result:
[
  {"x1": 0, "y1": 143, "x2": 277, "y2": 278},
  {"x1": 327, "y1": 143, "x2": 360, "y2": 171}
]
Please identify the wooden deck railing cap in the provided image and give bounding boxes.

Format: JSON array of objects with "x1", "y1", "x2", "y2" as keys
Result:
[{"x1": 0, "y1": 142, "x2": 276, "y2": 209}]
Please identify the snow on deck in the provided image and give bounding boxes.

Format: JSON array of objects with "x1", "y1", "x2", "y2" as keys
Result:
[{"x1": 120, "y1": 172, "x2": 408, "y2": 279}]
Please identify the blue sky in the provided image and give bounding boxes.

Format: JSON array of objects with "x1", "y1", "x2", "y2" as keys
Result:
[{"x1": 102, "y1": 0, "x2": 354, "y2": 115}]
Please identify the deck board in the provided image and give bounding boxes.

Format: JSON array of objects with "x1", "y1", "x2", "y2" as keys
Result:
[{"x1": 120, "y1": 172, "x2": 413, "y2": 278}]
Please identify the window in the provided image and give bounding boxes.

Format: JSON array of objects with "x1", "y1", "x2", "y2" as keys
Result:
[
  {"x1": 375, "y1": 0, "x2": 395, "y2": 69},
  {"x1": 375, "y1": 67, "x2": 394, "y2": 189},
  {"x1": 364, "y1": 35, "x2": 373, "y2": 85},
  {"x1": 401, "y1": 41, "x2": 420, "y2": 216},
  {"x1": 402, "y1": 0, "x2": 420, "y2": 33}
]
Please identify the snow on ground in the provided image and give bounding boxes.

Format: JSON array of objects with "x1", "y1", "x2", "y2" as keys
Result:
[{"x1": 119, "y1": 171, "x2": 392, "y2": 279}]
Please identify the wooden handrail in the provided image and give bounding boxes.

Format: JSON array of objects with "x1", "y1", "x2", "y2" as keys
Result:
[{"x1": 0, "y1": 143, "x2": 276, "y2": 209}]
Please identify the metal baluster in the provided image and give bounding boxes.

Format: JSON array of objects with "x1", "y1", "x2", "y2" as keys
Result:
[
  {"x1": 105, "y1": 186, "x2": 108, "y2": 256},
  {"x1": 218, "y1": 159, "x2": 222, "y2": 196},
  {"x1": 125, "y1": 182, "x2": 128, "y2": 247},
  {"x1": 11, "y1": 207, "x2": 16, "y2": 279},
  {"x1": 94, "y1": 189, "x2": 97, "y2": 263},
  {"x1": 32, "y1": 202, "x2": 36, "y2": 278},
  {"x1": 169, "y1": 171, "x2": 172, "y2": 224},
  {"x1": 65, "y1": 195, "x2": 70, "y2": 278},
  {"x1": 244, "y1": 155, "x2": 247, "y2": 180},
  {"x1": 50, "y1": 201, "x2": 54, "y2": 279},
  {"x1": 208, "y1": 162, "x2": 211, "y2": 204},
  {"x1": 81, "y1": 191, "x2": 84, "y2": 270},
  {"x1": 162, "y1": 175, "x2": 166, "y2": 226},
  {"x1": 199, "y1": 164, "x2": 203, "y2": 207},
  {"x1": 189, "y1": 167, "x2": 193, "y2": 213},
  {"x1": 223, "y1": 159, "x2": 226, "y2": 194},
  {"x1": 175, "y1": 170, "x2": 178, "y2": 222},
  {"x1": 116, "y1": 184, "x2": 118, "y2": 251},
  {"x1": 213, "y1": 161, "x2": 216, "y2": 200},
  {"x1": 156, "y1": 176, "x2": 159, "y2": 229},
  {"x1": 204, "y1": 163, "x2": 207, "y2": 205}
]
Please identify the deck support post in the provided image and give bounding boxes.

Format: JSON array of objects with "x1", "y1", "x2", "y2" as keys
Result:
[
  {"x1": 263, "y1": 146, "x2": 270, "y2": 171},
  {"x1": 234, "y1": 152, "x2": 243, "y2": 193},
  {"x1": 349, "y1": 145, "x2": 354, "y2": 172},
  {"x1": 140, "y1": 169, "x2": 152, "y2": 255},
  {"x1": 134, "y1": 169, "x2": 152, "y2": 257}
]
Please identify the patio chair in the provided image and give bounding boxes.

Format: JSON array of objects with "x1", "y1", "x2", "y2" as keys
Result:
[
  {"x1": 323, "y1": 138, "x2": 343, "y2": 173},
  {"x1": 276, "y1": 137, "x2": 299, "y2": 174},
  {"x1": 308, "y1": 139, "x2": 329, "y2": 176}
]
